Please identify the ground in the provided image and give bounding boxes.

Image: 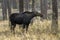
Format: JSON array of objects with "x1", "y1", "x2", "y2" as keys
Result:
[
  {"x1": 0, "y1": 19, "x2": 60, "y2": 40},
  {"x1": 0, "y1": 9, "x2": 60, "y2": 40}
]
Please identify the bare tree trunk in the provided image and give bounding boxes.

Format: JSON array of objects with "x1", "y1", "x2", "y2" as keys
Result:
[
  {"x1": 12, "y1": 0, "x2": 17, "y2": 9},
  {"x1": 32, "y1": 0, "x2": 35, "y2": 12},
  {"x1": 51, "y1": 0, "x2": 58, "y2": 34},
  {"x1": 48, "y1": 1, "x2": 51, "y2": 9},
  {"x1": 19, "y1": 0, "x2": 24, "y2": 13},
  {"x1": 24, "y1": 0, "x2": 29, "y2": 11},
  {"x1": 7, "y1": 0, "x2": 11, "y2": 18},
  {"x1": 2, "y1": 0, "x2": 7, "y2": 20},
  {"x1": 16, "y1": 0, "x2": 19, "y2": 9},
  {"x1": 40, "y1": 0, "x2": 48, "y2": 19}
]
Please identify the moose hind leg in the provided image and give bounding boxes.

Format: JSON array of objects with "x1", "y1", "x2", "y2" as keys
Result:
[
  {"x1": 10, "y1": 23, "x2": 13, "y2": 33},
  {"x1": 12, "y1": 24, "x2": 16, "y2": 34}
]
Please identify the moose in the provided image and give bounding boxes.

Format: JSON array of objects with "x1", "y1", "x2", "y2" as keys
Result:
[{"x1": 9, "y1": 11, "x2": 43, "y2": 33}]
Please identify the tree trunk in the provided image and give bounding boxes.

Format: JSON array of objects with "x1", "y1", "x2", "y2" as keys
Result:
[
  {"x1": 19, "y1": 0, "x2": 24, "y2": 13},
  {"x1": 40, "y1": 0, "x2": 48, "y2": 19},
  {"x1": 12, "y1": 0, "x2": 17, "y2": 9},
  {"x1": 7, "y1": 0, "x2": 11, "y2": 18},
  {"x1": 51, "y1": 0, "x2": 58, "y2": 34},
  {"x1": 32, "y1": 0, "x2": 35, "y2": 12},
  {"x1": 2, "y1": 0, "x2": 7, "y2": 20},
  {"x1": 24, "y1": 0, "x2": 29, "y2": 11}
]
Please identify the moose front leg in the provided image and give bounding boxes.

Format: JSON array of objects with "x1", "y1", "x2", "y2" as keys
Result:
[
  {"x1": 22, "y1": 24, "x2": 25, "y2": 33},
  {"x1": 25, "y1": 25, "x2": 29, "y2": 33}
]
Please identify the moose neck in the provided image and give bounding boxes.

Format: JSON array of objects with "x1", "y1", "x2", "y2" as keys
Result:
[{"x1": 29, "y1": 13, "x2": 37, "y2": 20}]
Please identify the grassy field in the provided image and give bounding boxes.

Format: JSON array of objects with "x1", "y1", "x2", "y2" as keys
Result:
[
  {"x1": 0, "y1": 9, "x2": 60, "y2": 40},
  {"x1": 0, "y1": 18, "x2": 60, "y2": 40}
]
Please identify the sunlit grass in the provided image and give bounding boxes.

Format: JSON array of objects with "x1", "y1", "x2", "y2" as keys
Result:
[{"x1": 0, "y1": 17, "x2": 60, "y2": 40}]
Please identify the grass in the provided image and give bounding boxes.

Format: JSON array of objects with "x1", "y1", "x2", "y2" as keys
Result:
[
  {"x1": 0, "y1": 9, "x2": 60, "y2": 40},
  {"x1": 0, "y1": 17, "x2": 60, "y2": 40}
]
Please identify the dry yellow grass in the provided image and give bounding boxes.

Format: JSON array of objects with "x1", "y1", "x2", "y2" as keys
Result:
[{"x1": 0, "y1": 18, "x2": 60, "y2": 40}]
